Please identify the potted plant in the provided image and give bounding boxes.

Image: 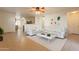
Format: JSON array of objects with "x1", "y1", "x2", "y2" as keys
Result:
[{"x1": 0, "y1": 27, "x2": 4, "y2": 41}]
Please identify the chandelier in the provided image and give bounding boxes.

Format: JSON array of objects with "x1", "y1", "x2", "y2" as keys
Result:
[{"x1": 32, "y1": 7, "x2": 45, "y2": 14}]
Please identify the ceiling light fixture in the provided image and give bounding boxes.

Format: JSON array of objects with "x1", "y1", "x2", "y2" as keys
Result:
[{"x1": 32, "y1": 7, "x2": 45, "y2": 14}]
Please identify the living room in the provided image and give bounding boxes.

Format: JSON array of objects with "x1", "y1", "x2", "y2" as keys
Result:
[{"x1": 0, "y1": 7, "x2": 79, "y2": 51}]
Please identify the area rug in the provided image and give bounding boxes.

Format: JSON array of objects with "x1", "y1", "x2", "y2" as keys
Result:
[
  {"x1": 62, "y1": 39, "x2": 79, "y2": 51},
  {"x1": 26, "y1": 36, "x2": 67, "y2": 51}
]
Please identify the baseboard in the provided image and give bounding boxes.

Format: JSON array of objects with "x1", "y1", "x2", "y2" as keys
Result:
[
  {"x1": 71, "y1": 33, "x2": 79, "y2": 35},
  {"x1": 4, "y1": 32, "x2": 15, "y2": 34}
]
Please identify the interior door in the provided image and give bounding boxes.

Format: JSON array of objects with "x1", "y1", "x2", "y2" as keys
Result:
[{"x1": 68, "y1": 12, "x2": 79, "y2": 34}]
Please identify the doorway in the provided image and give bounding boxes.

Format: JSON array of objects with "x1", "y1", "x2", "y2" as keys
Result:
[{"x1": 67, "y1": 12, "x2": 79, "y2": 34}]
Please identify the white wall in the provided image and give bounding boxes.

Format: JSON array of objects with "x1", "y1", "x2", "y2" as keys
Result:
[
  {"x1": 0, "y1": 11, "x2": 15, "y2": 32},
  {"x1": 0, "y1": 10, "x2": 67, "y2": 33},
  {"x1": 35, "y1": 13, "x2": 67, "y2": 33},
  {"x1": 35, "y1": 16, "x2": 44, "y2": 31}
]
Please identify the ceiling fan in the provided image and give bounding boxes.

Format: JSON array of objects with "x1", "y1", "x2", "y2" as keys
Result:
[{"x1": 31, "y1": 7, "x2": 46, "y2": 14}]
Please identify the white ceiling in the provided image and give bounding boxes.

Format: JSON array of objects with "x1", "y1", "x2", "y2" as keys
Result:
[{"x1": 0, "y1": 7, "x2": 79, "y2": 17}]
